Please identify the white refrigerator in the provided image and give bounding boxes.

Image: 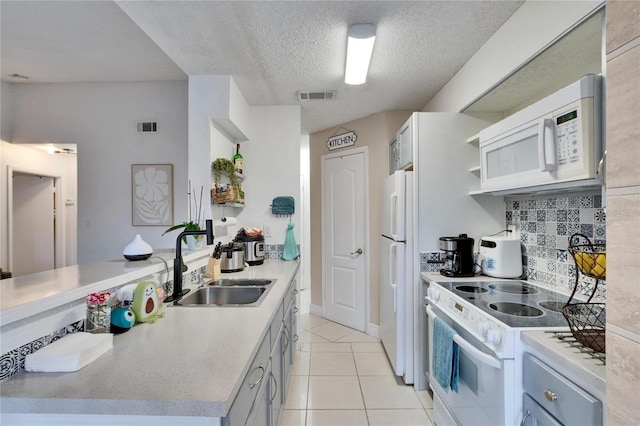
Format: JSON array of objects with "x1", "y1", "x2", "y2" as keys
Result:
[{"x1": 379, "y1": 170, "x2": 413, "y2": 384}]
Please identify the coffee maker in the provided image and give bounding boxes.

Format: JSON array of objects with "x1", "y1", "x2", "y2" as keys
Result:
[{"x1": 439, "y1": 234, "x2": 475, "y2": 277}]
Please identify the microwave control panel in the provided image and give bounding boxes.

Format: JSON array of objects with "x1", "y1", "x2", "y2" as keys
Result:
[{"x1": 555, "y1": 108, "x2": 582, "y2": 167}]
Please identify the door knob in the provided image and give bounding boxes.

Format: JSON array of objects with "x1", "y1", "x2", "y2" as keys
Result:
[{"x1": 351, "y1": 248, "x2": 363, "y2": 255}]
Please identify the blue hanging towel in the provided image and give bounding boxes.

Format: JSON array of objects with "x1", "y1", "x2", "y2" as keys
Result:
[
  {"x1": 282, "y1": 222, "x2": 300, "y2": 260},
  {"x1": 432, "y1": 316, "x2": 460, "y2": 393}
]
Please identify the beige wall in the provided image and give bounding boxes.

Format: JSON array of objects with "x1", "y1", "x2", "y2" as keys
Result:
[
  {"x1": 605, "y1": 1, "x2": 640, "y2": 424},
  {"x1": 309, "y1": 111, "x2": 412, "y2": 327}
]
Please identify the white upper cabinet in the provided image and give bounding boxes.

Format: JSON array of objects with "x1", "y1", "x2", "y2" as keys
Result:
[
  {"x1": 389, "y1": 118, "x2": 413, "y2": 174},
  {"x1": 464, "y1": 7, "x2": 604, "y2": 120}
]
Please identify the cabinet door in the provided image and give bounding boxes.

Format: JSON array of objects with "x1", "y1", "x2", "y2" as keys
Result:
[
  {"x1": 283, "y1": 299, "x2": 297, "y2": 384},
  {"x1": 223, "y1": 333, "x2": 270, "y2": 426},
  {"x1": 389, "y1": 137, "x2": 399, "y2": 174},
  {"x1": 246, "y1": 360, "x2": 272, "y2": 426},
  {"x1": 397, "y1": 120, "x2": 413, "y2": 170},
  {"x1": 270, "y1": 324, "x2": 284, "y2": 426}
]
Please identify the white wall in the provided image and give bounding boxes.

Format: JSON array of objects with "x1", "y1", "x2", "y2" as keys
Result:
[
  {"x1": 299, "y1": 133, "x2": 311, "y2": 311},
  {"x1": 1, "y1": 81, "x2": 14, "y2": 141},
  {"x1": 232, "y1": 106, "x2": 301, "y2": 245},
  {"x1": 187, "y1": 75, "x2": 301, "y2": 246},
  {"x1": 423, "y1": 0, "x2": 604, "y2": 113},
  {"x1": 7, "y1": 81, "x2": 188, "y2": 263}
]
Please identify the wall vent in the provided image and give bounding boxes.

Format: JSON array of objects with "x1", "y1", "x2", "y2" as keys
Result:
[
  {"x1": 136, "y1": 121, "x2": 158, "y2": 133},
  {"x1": 297, "y1": 91, "x2": 337, "y2": 102}
]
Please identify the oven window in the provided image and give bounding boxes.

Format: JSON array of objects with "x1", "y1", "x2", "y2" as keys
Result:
[{"x1": 429, "y1": 311, "x2": 507, "y2": 426}]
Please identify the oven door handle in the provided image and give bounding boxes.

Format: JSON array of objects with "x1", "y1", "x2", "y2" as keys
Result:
[{"x1": 426, "y1": 305, "x2": 502, "y2": 369}]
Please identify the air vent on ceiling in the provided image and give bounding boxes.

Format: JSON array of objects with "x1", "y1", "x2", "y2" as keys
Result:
[
  {"x1": 297, "y1": 91, "x2": 337, "y2": 102},
  {"x1": 136, "y1": 121, "x2": 158, "y2": 133}
]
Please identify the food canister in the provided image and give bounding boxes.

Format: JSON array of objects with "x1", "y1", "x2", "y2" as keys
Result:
[
  {"x1": 238, "y1": 234, "x2": 265, "y2": 265},
  {"x1": 220, "y1": 242, "x2": 245, "y2": 273}
]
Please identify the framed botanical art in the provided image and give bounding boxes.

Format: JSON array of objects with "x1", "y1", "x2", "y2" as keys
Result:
[{"x1": 131, "y1": 164, "x2": 174, "y2": 226}]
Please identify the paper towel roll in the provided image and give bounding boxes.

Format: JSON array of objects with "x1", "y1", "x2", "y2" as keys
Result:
[{"x1": 214, "y1": 217, "x2": 238, "y2": 227}]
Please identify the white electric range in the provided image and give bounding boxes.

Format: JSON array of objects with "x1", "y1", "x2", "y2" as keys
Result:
[{"x1": 424, "y1": 277, "x2": 571, "y2": 426}]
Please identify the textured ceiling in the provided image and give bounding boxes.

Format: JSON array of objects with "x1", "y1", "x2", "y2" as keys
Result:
[
  {"x1": 2, "y1": 1, "x2": 524, "y2": 134},
  {"x1": 0, "y1": 1, "x2": 187, "y2": 83}
]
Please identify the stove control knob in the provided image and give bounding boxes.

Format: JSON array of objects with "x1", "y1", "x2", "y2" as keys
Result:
[
  {"x1": 486, "y1": 329, "x2": 502, "y2": 345},
  {"x1": 477, "y1": 322, "x2": 490, "y2": 337}
]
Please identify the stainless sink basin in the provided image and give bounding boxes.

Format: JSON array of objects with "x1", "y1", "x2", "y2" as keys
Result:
[
  {"x1": 173, "y1": 285, "x2": 272, "y2": 307},
  {"x1": 206, "y1": 278, "x2": 275, "y2": 287}
]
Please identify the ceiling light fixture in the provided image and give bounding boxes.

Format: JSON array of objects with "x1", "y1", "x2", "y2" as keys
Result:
[{"x1": 345, "y1": 24, "x2": 376, "y2": 85}]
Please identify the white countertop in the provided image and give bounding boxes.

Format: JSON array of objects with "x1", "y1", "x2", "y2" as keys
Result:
[
  {"x1": 0, "y1": 249, "x2": 210, "y2": 326},
  {"x1": 0, "y1": 259, "x2": 300, "y2": 418}
]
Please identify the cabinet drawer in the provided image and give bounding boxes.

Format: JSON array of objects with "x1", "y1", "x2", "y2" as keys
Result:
[
  {"x1": 523, "y1": 353, "x2": 602, "y2": 426},
  {"x1": 224, "y1": 331, "x2": 271, "y2": 426},
  {"x1": 522, "y1": 394, "x2": 562, "y2": 426}
]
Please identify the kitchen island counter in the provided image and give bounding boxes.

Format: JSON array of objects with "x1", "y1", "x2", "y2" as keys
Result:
[
  {"x1": 0, "y1": 249, "x2": 211, "y2": 326},
  {"x1": 0, "y1": 259, "x2": 300, "y2": 422}
]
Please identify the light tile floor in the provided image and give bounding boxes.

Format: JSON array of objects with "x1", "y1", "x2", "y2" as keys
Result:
[{"x1": 281, "y1": 313, "x2": 434, "y2": 426}]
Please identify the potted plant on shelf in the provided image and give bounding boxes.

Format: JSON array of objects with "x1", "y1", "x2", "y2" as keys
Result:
[
  {"x1": 163, "y1": 181, "x2": 205, "y2": 250},
  {"x1": 212, "y1": 158, "x2": 243, "y2": 204}
]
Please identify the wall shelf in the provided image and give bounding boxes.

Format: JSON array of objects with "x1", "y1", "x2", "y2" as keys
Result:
[
  {"x1": 211, "y1": 202, "x2": 245, "y2": 208},
  {"x1": 211, "y1": 159, "x2": 245, "y2": 206}
]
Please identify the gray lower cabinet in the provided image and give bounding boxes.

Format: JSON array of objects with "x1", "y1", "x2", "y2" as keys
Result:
[
  {"x1": 522, "y1": 353, "x2": 602, "y2": 426},
  {"x1": 270, "y1": 320, "x2": 285, "y2": 426},
  {"x1": 224, "y1": 277, "x2": 298, "y2": 426},
  {"x1": 522, "y1": 394, "x2": 563, "y2": 426},
  {"x1": 246, "y1": 359, "x2": 273, "y2": 426},
  {"x1": 224, "y1": 332, "x2": 271, "y2": 426},
  {"x1": 283, "y1": 292, "x2": 297, "y2": 383}
]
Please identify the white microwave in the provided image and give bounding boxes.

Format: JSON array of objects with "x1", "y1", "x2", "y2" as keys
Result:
[{"x1": 479, "y1": 74, "x2": 603, "y2": 194}]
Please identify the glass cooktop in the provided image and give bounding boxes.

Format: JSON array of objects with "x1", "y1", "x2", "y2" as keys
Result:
[{"x1": 435, "y1": 280, "x2": 570, "y2": 328}]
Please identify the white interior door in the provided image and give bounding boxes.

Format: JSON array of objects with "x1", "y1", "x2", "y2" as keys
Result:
[
  {"x1": 321, "y1": 148, "x2": 368, "y2": 331},
  {"x1": 12, "y1": 173, "x2": 55, "y2": 276}
]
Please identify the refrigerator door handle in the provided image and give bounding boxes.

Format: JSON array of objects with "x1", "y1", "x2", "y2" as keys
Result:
[
  {"x1": 390, "y1": 192, "x2": 398, "y2": 238},
  {"x1": 390, "y1": 243, "x2": 397, "y2": 313},
  {"x1": 392, "y1": 284, "x2": 397, "y2": 313}
]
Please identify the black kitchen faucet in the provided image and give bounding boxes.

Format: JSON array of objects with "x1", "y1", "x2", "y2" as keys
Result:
[{"x1": 165, "y1": 219, "x2": 214, "y2": 303}]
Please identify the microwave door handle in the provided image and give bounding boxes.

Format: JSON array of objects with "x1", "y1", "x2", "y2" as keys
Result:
[
  {"x1": 538, "y1": 118, "x2": 557, "y2": 172},
  {"x1": 426, "y1": 305, "x2": 502, "y2": 369},
  {"x1": 597, "y1": 150, "x2": 607, "y2": 186}
]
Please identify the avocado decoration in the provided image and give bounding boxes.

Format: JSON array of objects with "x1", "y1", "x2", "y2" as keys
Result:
[{"x1": 132, "y1": 281, "x2": 164, "y2": 323}]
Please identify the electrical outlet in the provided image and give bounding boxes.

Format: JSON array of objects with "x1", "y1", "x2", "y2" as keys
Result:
[
  {"x1": 507, "y1": 225, "x2": 520, "y2": 240},
  {"x1": 263, "y1": 224, "x2": 272, "y2": 237}
]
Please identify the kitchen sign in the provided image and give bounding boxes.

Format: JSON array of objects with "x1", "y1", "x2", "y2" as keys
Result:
[{"x1": 327, "y1": 130, "x2": 357, "y2": 151}]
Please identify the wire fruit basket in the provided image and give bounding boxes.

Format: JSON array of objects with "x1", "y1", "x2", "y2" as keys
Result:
[{"x1": 562, "y1": 233, "x2": 606, "y2": 353}]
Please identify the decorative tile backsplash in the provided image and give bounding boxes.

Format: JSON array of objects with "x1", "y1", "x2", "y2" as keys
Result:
[
  {"x1": 0, "y1": 320, "x2": 84, "y2": 381},
  {"x1": 506, "y1": 190, "x2": 605, "y2": 300},
  {"x1": 265, "y1": 244, "x2": 300, "y2": 260},
  {"x1": 421, "y1": 190, "x2": 606, "y2": 301}
]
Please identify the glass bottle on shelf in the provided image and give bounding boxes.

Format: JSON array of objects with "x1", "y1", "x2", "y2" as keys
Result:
[{"x1": 233, "y1": 144, "x2": 243, "y2": 175}]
